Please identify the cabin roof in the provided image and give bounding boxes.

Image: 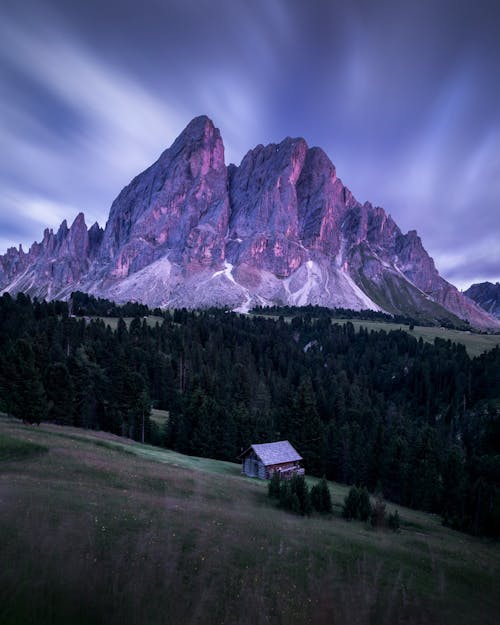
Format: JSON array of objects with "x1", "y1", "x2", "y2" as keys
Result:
[{"x1": 238, "y1": 440, "x2": 302, "y2": 466}]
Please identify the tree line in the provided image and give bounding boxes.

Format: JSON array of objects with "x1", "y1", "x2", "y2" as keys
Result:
[
  {"x1": 0, "y1": 292, "x2": 498, "y2": 536},
  {"x1": 250, "y1": 304, "x2": 471, "y2": 330}
]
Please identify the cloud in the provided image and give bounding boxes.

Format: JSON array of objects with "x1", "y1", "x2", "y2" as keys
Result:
[
  {"x1": 0, "y1": 188, "x2": 84, "y2": 250},
  {"x1": 436, "y1": 232, "x2": 500, "y2": 290},
  {"x1": 0, "y1": 0, "x2": 498, "y2": 288},
  {"x1": 0, "y1": 4, "x2": 274, "y2": 248},
  {"x1": 0, "y1": 14, "x2": 186, "y2": 170},
  {"x1": 0, "y1": 12, "x2": 189, "y2": 249},
  {"x1": 2, "y1": 189, "x2": 75, "y2": 228}
]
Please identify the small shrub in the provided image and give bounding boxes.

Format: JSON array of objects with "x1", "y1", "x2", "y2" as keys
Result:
[
  {"x1": 271, "y1": 474, "x2": 312, "y2": 515},
  {"x1": 278, "y1": 480, "x2": 291, "y2": 509},
  {"x1": 290, "y1": 475, "x2": 312, "y2": 515},
  {"x1": 387, "y1": 510, "x2": 401, "y2": 532},
  {"x1": 290, "y1": 492, "x2": 301, "y2": 515},
  {"x1": 358, "y1": 487, "x2": 371, "y2": 521},
  {"x1": 342, "y1": 486, "x2": 360, "y2": 520},
  {"x1": 370, "y1": 493, "x2": 387, "y2": 528},
  {"x1": 268, "y1": 472, "x2": 281, "y2": 499},
  {"x1": 311, "y1": 478, "x2": 332, "y2": 514}
]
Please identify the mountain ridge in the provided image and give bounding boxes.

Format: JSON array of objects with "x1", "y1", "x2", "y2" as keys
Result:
[
  {"x1": 464, "y1": 282, "x2": 500, "y2": 319},
  {"x1": 1, "y1": 115, "x2": 498, "y2": 329}
]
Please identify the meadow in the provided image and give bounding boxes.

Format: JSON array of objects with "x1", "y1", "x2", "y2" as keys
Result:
[
  {"x1": 331, "y1": 319, "x2": 500, "y2": 357},
  {"x1": 89, "y1": 312, "x2": 500, "y2": 357},
  {"x1": 255, "y1": 312, "x2": 500, "y2": 357},
  {"x1": 1, "y1": 415, "x2": 498, "y2": 625}
]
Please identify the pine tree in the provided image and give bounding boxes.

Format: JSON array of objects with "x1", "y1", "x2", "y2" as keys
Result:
[
  {"x1": 288, "y1": 377, "x2": 325, "y2": 475},
  {"x1": 290, "y1": 474, "x2": 312, "y2": 515},
  {"x1": 370, "y1": 492, "x2": 387, "y2": 528},
  {"x1": 310, "y1": 477, "x2": 332, "y2": 514},
  {"x1": 387, "y1": 510, "x2": 401, "y2": 531},
  {"x1": 342, "y1": 486, "x2": 360, "y2": 520},
  {"x1": 11, "y1": 339, "x2": 46, "y2": 424},
  {"x1": 357, "y1": 487, "x2": 372, "y2": 522},
  {"x1": 268, "y1": 472, "x2": 281, "y2": 499},
  {"x1": 441, "y1": 445, "x2": 466, "y2": 528},
  {"x1": 45, "y1": 362, "x2": 74, "y2": 425}
]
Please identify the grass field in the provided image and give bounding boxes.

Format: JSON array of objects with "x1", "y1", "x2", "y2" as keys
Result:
[
  {"x1": 90, "y1": 315, "x2": 165, "y2": 330},
  {"x1": 90, "y1": 313, "x2": 500, "y2": 357},
  {"x1": 1, "y1": 416, "x2": 498, "y2": 625},
  {"x1": 330, "y1": 319, "x2": 500, "y2": 357},
  {"x1": 255, "y1": 313, "x2": 500, "y2": 358}
]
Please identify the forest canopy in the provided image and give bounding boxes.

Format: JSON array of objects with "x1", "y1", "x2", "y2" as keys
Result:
[{"x1": 0, "y1": 292, "x2": 498, "y2": 536}]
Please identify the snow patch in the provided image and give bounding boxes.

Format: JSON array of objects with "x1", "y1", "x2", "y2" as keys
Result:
[
  {"x1": 290, "y1": 260, "x2": 322, "y2": 306},
  {"x1": 303, "y1": 340, "x2": 321, "y2": 353},
  {"x1": 212, "y1": 261, "x2": 237, "y2": 284},
  {"x1": 234, "y1": 291, "x2": 253, "y2": 313},
  {"x1": 211, "y1": 261, "x2": 253, "y2": 313}
]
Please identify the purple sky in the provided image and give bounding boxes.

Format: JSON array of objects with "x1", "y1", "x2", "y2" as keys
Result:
[{"x1": 1, "y1": 0, "x2": 499, "y2": 289}]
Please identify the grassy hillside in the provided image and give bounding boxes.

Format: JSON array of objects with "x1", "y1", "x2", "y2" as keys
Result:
[
  {"x1": 256, "y1": 313, "x2": 500, "y2": 357},
  {"x1": 90, "y1": 315, "x2": 165, "y2": 330},
  {"x1": 92, "y1": 312, "x2": 500, "y2": 359},
  {"x1": 1, "y1": 416, "x2": 498, "y2": 625},
  {"x1": 331, "y1": 319, "x2": 500, "y2": 357}
]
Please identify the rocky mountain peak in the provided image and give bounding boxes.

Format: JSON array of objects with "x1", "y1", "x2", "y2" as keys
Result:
[
  {"x1": 464, "y1": 282, "x2": 500, "y2": 319},
  {"x1": 166, "y1": 114, "x2": 225, "y2": 177},
  {"x1": 57, "y1": 220, "x2": 69, "y2": 237},
  {"x1": 97, "y1": 115, "x2": 229, "y2": 277},
  {"x1": 297, "y1": 146, "x2": 348, "y2": 253}
]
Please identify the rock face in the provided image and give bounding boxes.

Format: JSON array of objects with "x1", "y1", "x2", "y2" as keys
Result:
[
  {"x1": 98, "y1": 116, "x2": 229, "y2": 277},
  {"x1": 464, "y1": 282, "x2": 500, "y2": 319},
  {"x1": 0, "y1": 213, "x2": 103, "y2": 300},
  {"x1": 1, "y1": 115, "x2": 499, "y2": 329}
]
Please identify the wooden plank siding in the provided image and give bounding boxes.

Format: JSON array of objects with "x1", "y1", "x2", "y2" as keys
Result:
[
  {"x1": 239, "y1": 441, "x2": 304, "y2": 479},
  {"x1": 267, "y1": 462, "x2": 304, "y2": 479}
]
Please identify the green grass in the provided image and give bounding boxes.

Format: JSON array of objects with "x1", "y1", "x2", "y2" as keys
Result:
[
  {"x1": 330, "y1": 319, "x2": 500, "y2": 357},
  {"x1": 0, "y1": 431, "x2": 48, "y2": 461},
  {"x1": 251, "y1": 314, "x2": 500, "y2": 357},
  {"x1": 90, "y1": 315, "x2": 164, "y2": 330},
  {"x1": 0, "y1": 415, "x2": 498, "y2": 625},
  {"x1": 95, "y1": 313, "x2": 499, "y2": 357}
]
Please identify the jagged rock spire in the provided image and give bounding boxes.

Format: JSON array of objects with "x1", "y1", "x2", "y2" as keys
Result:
[{"x1": 0, "y1": 116, "x2": 498, "y2": 329}]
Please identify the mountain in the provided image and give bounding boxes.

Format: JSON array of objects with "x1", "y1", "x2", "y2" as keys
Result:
[
  {"x1": 1, "y1": 115, "x2": 498, "y2": 329},
  {"x1": 464, "y1": 282, "x2": 500, "y2": 319},
  {"x1": 0, "y1": 214, "x2": 103, "y2": 301}
]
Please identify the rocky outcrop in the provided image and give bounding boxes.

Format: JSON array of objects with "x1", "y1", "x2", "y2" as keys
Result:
[
  {"x1": 227, "y1": 138, "x2": 307, "y2": 277},
  {"x1": 297, "y1": 147, "x2": 352, "y2": 254},
  {"x1": 98, "y1": 115, "x2": 229, "y2": 278},
  {"x1": 1, "y1": 115, "x2": 498, "y2": 330},
  {"x1": 0, "y1": 213, "x2": 103, "y2": 300},
  {"x1": 464, "y1": 282, "x2": 500, "y2": 319}
]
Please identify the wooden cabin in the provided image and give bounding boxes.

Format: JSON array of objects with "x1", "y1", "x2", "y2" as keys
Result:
[{"x1": 238, "y1": 440, "x2": 304, "y2": 480}]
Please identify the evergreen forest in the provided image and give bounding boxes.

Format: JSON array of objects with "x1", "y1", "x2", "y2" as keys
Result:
[{"x1": 0, "y1": 292, "x2": 498, "y2": 537}]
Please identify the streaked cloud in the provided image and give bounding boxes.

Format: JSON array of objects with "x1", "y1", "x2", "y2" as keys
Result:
[{"x1": 0, "y1": 0, "x2": 499, "y2": 287}]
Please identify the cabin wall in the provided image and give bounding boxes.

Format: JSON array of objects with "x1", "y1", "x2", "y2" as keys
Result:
[
  {"x1": 241, "y1": 454, "x2": 268, "y2": 479},
  {"x1": 268, "y1": 462, "x2": 296, "y2": 473},
  {"x1": 242, "y1": 457, "x2": 256, "y2": 477},
  {"x1": 240, "y1": 448, "x2": 304, "y2": 480},
  {"x1": 267, "y1": 461, "x2": 304, "y2": 479},
  {"x1": 241, "y1": 452, "x2": 259, "y2": 478},
  {"x1": 258, "y1": 461, "x2": 267, "y2": 479}
]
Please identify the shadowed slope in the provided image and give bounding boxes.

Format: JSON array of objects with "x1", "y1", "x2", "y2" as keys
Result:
[{"x1": 1, "y1": 417, "x2": 499, "y2": 625}]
